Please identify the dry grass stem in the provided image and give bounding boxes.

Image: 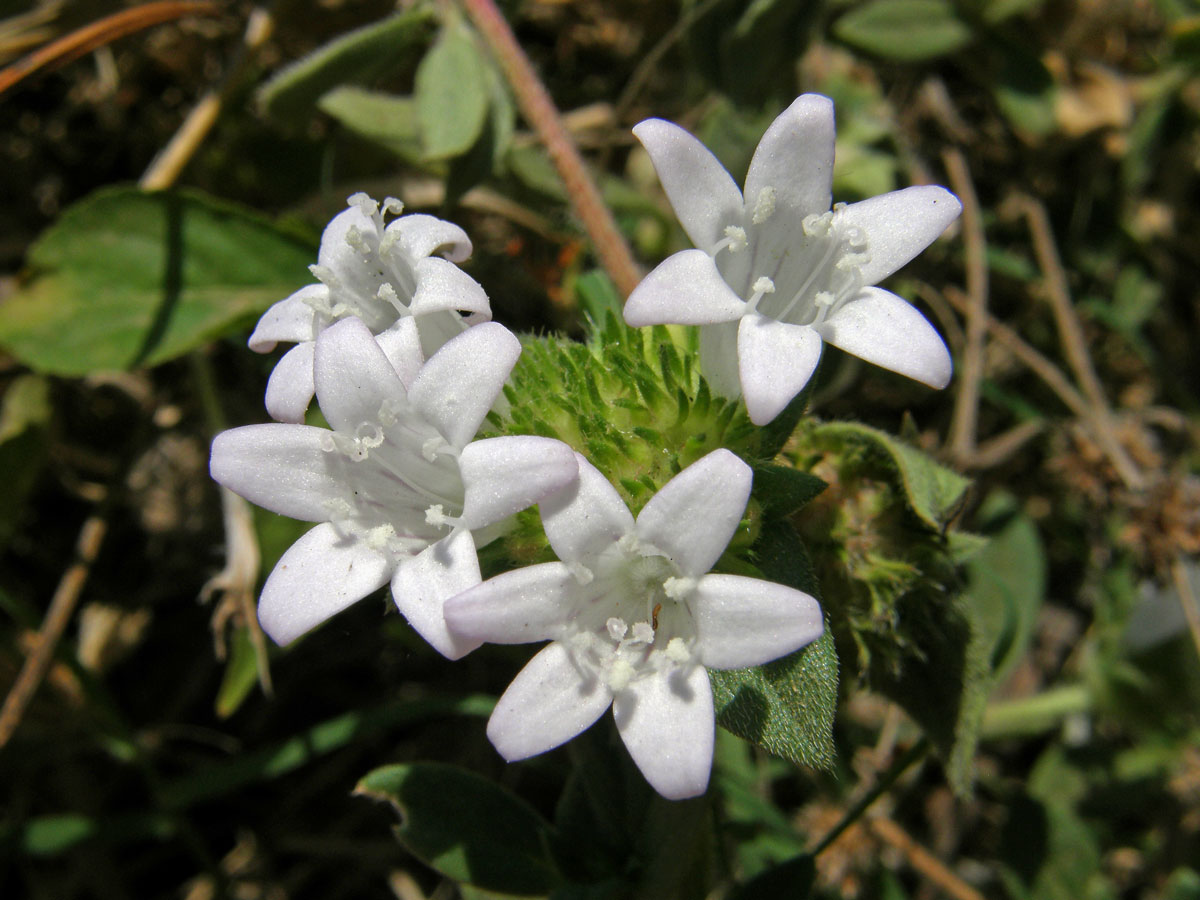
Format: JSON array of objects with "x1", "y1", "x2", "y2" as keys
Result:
[{"x1": 868, "y1": 816, "x2": 987, "y2": 900}]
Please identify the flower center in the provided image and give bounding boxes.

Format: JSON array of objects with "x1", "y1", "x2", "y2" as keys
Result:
[
  {"x1": 713, "y1": 194, "x2": 872, "y2": 328},
  {"x1": 564, "y1": 536, "x2": 699, "y2": 693}
]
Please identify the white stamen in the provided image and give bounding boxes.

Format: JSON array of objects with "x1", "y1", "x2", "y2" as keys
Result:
[
  {"x1": 723, "y1": 225, "x2": 748, "y2": 253},
  {"x1": 630, "y1": 622, "x2": 655, "y2": 644},
  {"x1": 606, "y1": 617, "x2": 628, "y2": 641},
  {"x1": 568, "y1": 561, "x2": 595, "y2": 585},
  {"x1": 365, "y1": 523, "x2": 395, "y2": 550},
  {"x1": 606, "y1": 658, "x2": 636, "y2": 692},
  {"x1": 665, "y1": 637, "x2": 691, "y2": 664},
  {"x1": 663, "y1": 576, "x2": 696, "y2": 600},
  {"x1": 425, "y1": 504, "x2": 456, "y2": 527},
  {"x1": 752, "y1": 187, "x2": 777, "y2": 225}
]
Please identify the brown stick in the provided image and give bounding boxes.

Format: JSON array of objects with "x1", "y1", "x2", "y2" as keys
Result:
[
  {"x1": 944, "y1": 149, "x2": 988, "y2": 465},
  {"x1": 459, "y1": 0, "x2": 643, "y2": 299},
  {"x1": 869, "y1": 816, "x2": 987, "y2": 900},
  {"x1": 0, "y1": 512, "x2": 108, "y2": 748},
  {"x1": 0, "y1": 1, "x2": 218, "y2": 97}
]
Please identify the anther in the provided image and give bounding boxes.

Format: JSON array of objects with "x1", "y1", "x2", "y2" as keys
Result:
[{"x1": 751, "y1": 187, "x2": 777, "y2": 225}]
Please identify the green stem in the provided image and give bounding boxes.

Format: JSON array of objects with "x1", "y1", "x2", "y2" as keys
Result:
[
  {"x1": 458, "y1": 0, "x2": 642, "y2": 298},
  {"x1": 809, "y1": 737, "x2": 929, "y2": 857},
  {"x1": 979, "y1": 684, "x2": 1092, "y2": 741}
]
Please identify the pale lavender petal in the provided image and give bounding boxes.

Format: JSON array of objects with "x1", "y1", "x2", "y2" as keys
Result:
[
  {"x1": 258, "y1": 522, "x2": 391, "y2": 645},
  {"x1": 409, "y1": 322, "x2": 520, "y2": 448},
  {"x1": 210, "y1": 424, "x2": 345, "y2": 522},
  {"x1": 613, "y1": 665, "x2": 713, "y2": 800},
  {"x1": 487, "y1": 642, "x2": 613, "y2": 761},
  {"x1": 443, "y1": 562, "x2": 577, "y2": 644},
  {"x1": 541, "y1": 453, "x2": 633, "y2": 563},
  {"x1": 633, "y1": 118, "x2": 744, "y2": 253},
  {"x1": 817, "y1": 287, "x2": 952, "y2": 389},
  {"x1": 249, "y1": 285, "x2": 323, "y2": 351},
  {"x1": 375, "y1": 317, "x2": 424, "y2": 389},
  {"x1": 737, "y1": 314, "x2": 823, "y2": 425},
  {"x1": 744, "y1": 94, "x2": 835, "y2": 221},
  {"x1": 264, "y1": 342, "x2": 316, "y2": 424},
  {"x1": 623, "y1": 250, "x2": 746, "y2": 327},
  {"x1": 386, "y1": 213, "x2": 472, "y2": 263},
  {"x1": 838, "y1": 185, "x2": 961, "y2": 286},
  {"x1": 313, "y1": 317, "x2": 406, "y2": 433},
  {"x1": 391, "y1": 528, "x2": 482, "y2": 660},
  {"x1": 688, "y1": 574, "x2": 823, "y2": 670},
  {"x1": 635, "y1": 449, "x2": 751, "y2": 577},
  {"x1": 458, "y1": 436, "x2": 578, "y2": 530},
  {"x1": 410, "y1": 256, "x2": 490, "y2": 318}
]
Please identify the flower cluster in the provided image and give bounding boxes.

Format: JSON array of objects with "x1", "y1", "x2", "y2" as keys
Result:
[{"x1": 210, "y1": 94, "x2": 960, "y2": 799}]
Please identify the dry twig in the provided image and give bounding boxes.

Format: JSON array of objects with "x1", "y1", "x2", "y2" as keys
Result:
[{"x1": 868, "y1": 816, "x2": 987, "y2": 900}]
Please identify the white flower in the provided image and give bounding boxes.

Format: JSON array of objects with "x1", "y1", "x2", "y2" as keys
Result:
[
  {"x1": 624, "y1": 94, "x2": 961, "y2": 425},
  {"x1": 443, "y1": 449, "x2": 823, "y2": 799},
  {"x1": 249, "y1": 193, "x2": 492, "y2": 423},
  {"x1": 210, "y1": 317, "x2": 577, "y2": 658}
]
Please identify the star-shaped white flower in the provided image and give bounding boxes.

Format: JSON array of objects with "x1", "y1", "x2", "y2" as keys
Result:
[
  {"x1": 443, "y1": 449, "x2": 823, "y2": 799},
  {"x1": 249, "y1": 193, "x2": 492, "y2": 423},
  {"x1": 624, "y1": 94, "x2": 961, "y2": 425},
  {"x1": 210, "y1": 317, "x2": 577, "y2": 658}
]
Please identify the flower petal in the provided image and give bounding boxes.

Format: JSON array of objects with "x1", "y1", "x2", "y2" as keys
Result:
[
  {"x1": 743, "y1": 94, "x2": 835, "y2": 221},
  {"x1": 636, "y1": 449, "x2": 751, "y2": 577},
  {"x1": 623, "y1": 250, "x2": 746, "y2": 327},
  {"x1": 613, "y1": 665, "x2": 713, "y2": 800},
  {"x1": 314, "y1": 317, "x2": 406, "y2": 433},
  {"x1": 541, "y1": 453, "x2": 633, "y2": 563},
  {"x1": 264, "y1": 342, "x2": 316, "y2": 424},
  {"x1": 375, "y1": 316, "x2": 424, "y2": 389},
  {"x1": 487, "y1": 642, "x2": 613, "y2": 761},
  {"x1": 688, "y1": 574, "x2": 823, "y2": 669},
  {"x1": 737, "y1": 313, "x2": 823, "y2": 425},
  {"x1": 210, "y1": 424, "x2": 345, "y2": 522},
  {"x1": 386, "y1": 213, "x2": 472, "y2": 263},
  {"x1": 258, "y1": 522, "x2": 391, "y2": 644},
  {"x1": 391, "y1": 528, "x2": 483, "y2": 660},
  {"x1": 443, "y1": 562, "x2": 577, "y2": 644},
  {"x1": 632, "y1": 118, "x2": 744, "y2": 253},
  {"x1": 699, "y1": 321, "x2": 742, "y2": 399},
  {"x1": 410, "y1": 256, "x2": 491, "y2": 318},
  {"x1": 409, "y1": 322, "x2": 521, "y2": 448},
  {"x1": 838, "y1": 185, "x2": 961, "y2": 286},
  {"x1": 816, "y1": 286, "x2": 952, "y2": 389},
  {"x1": 249, "y1": 285, "x2": 322, "y2": 351},
  {"x1": 459, "y1": 436, "x2": 578, "y2": 530}
]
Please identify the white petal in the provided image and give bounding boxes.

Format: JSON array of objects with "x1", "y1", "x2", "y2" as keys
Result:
[
  {"x1": 541, "y1": 453, "x2": 633, "y2": 563},
  {"x1": 698, "y1": 321, "x2": 742, "y2": 399},
  {"x1": 744, "y1": 94, "x2": 835, "y2": 221},
  {"x1": 410, "y1": 256, "x2": 491, "y2": 318},
  {"x1": 391, "y1": 528, "x2": 482, "y2": 660},
  {"x1": 689, "y1": 574, "x2": 823, "y2": 670},
  {"x1": 258, "y1": 522, "x2": 391, "y2": 645},
  {"x1": 459, "y1": 436, "x2": 578, "y2": 530},
  {"x1": 210, "y1": 425, "x2": 346, "y2": 522},
  {"x1": 248, "y1": 286, "x2": 322, "y2": 351},
  {"x1": 817, "y1": 287, "x2": 952, "y2": 389},
  {"x1": 636, "y1": 449, "x2": 751, "y2": 577},
  {"x1": 737, "y1": 314, "x2": 823, "y2": 426},
  {"x1": 838, "y1": 185, "x2": 962, "y2": 286},
  {"x1": 613, "y1": 665, "x2": 713, "y2": 800},
  {"x1": 317, "y1": 204, "x2": 376, "y2": 270},
  {"x1": 409, "y1": 322, "x2": 521, "y2": 448},
  {"x1": 414, "y1": 309, "x2": 470, "y2": 361},
  {"x1": 264, "y1": 342, "x2": 316, "y2": 424},
  {"x1": 487, "y1": 642, "x2": 612, "y2": 761},
  {"x1": 313, "y1": 317, "x2": 406, "y2": 433},
  {"x1": 623, "y1": 250, "x2": 746, "y2": 326},
  {"x1": 386, "y1": 213, "x2": 472, "y2": 263},
  {"x1": 632, "y1": 118, "x2": 744, "y2": 253},
  {"x1": 375, "y1": 317, "x2": 424, "y2": 389},
  {"x1": 443, "y1": 562, "x2": 577, "y2": 643}
]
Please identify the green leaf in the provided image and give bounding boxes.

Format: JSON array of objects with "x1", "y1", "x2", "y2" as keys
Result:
[
  {"x1": 711, "y1": 630, "x2": 838, "y2": 771},
  {"x1": 965, "y1": 493, "x2": 1045, "y2": 679},
  {"x1": 317, "y1": 87, "x2": 424, "y2": 161},
  {"x1": 357, "y1": 762, "x2": 561, "y2": 895},
  {"x1": 416, "y1": 22, "x2": 490, "y2": 160},
  {"x1": 257, "y1": 9, "x2": 436, "y2": 121},
  {"x1": 833, "y1": 0, "x2": 974, "y2": 62},
  {"x1": 0, "y1": 375, "x2": 52, "y2": 549},
  {"x1": 751, "y1": 463, "x2": 827, "y2": 517},
  {"x1": 214, "y1": 625, "x2": 263, "y2": 719},
  {"x1": 0, "y1": 187, "x2": 316, "y2": 375},
  {"x1": 993, "y1": 41, "x2": 1057, "y2": 138},
  {"x1": 810, "y1": 422, "x2": 970, "y2": 530},
  {"x1": 726, "y1": 854, "x2": 814, "y2": 900}
]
